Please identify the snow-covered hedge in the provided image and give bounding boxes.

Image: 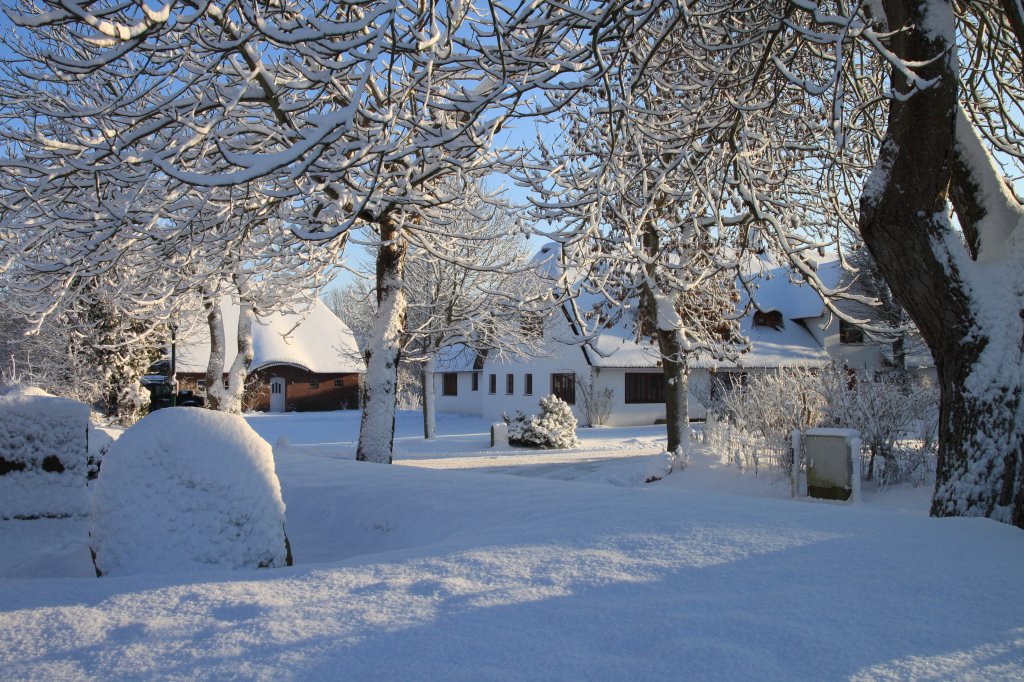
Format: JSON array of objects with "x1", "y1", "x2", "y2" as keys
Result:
[
  {"x1": 0, "y1": 385, "x2": 91, "y2": 520},
  {"x1": 504, "y1": 395, "x2": 580, "y2": 449},
  {"x1": 90, "y1": 408, "x2": 292, "y2": 576}
]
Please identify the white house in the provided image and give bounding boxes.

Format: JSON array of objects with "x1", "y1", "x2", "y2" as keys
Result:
[
  {"x1": 434, "y1": 249, "x2": 933, "y2": 427},
  {"x1": 175, "y1": 298, "x2": 364, "y2": 412}
]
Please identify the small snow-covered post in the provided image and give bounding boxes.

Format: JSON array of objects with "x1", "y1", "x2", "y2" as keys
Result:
[{"x1": 790, "y1": 429, "x2": 802, "y2": 498}]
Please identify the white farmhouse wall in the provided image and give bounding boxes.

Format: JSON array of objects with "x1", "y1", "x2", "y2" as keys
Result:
[
  {"x1": 814, "y1": 316, "x2": 888, "y2": 371},
  {"x1": 433, "y1": 371, "x2": 482, "y2": 415},
  {"x1": 590, "y1": 368, "x2": 710, "y2": 427},
  {"x1": 479, "y1": 342, "x2": 591, "y2": 423}
]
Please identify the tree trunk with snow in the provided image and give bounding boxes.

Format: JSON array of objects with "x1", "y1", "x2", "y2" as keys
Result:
[
  {"x1": 639, "y1": 280, "x2": 689, "y2": 456},
  {"x1": 203, "y1": 294, "x2": 255, "y2": 414},
  {"x1": 203, "y1": 293, "x2": 227, "y2": 413},
  {"x1": 860, "y1": 0, "x2": 1024, "y2": 527},
  {"x1": 657, "y1": 327, "x2": 690, "y2": 456},
  {"x1": 638, "y1": 221, "x2": 691, "y2": 457},
  {"x1": 421, "y1": 360, "x2": 437, "y2": 440},
  {"x1": 356, "y1": 217, "x2": 408, "y2": 464}
]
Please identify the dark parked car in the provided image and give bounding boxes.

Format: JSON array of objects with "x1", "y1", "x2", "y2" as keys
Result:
[{"x1": 141, "y1": 377, "x2": 205, "y2": 411}]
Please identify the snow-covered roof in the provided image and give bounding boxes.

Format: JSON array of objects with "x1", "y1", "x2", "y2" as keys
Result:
[
  {"x1": 572, "y1": 254, "x2": 836, "y2": 369},
  {"x1": 434, "y1": 343, "x2": 480, "y2": 372},
  {"x1": 177, "y1": 298, "x2": 364, "y2": 375},
  {"x1": 437, "y1": 248, "x2": 843, "y2": 372},
  {"x1": 739, "y1": 255, "x2": 836, "y2": 320},
  {"x1": 581, "y1": 317, "x2": 829, "y2": 369}
]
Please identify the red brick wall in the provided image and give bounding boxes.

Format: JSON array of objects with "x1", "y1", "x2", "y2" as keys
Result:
[{"x1": 178, "y1": 366, "x2": 360, "y2": 412}]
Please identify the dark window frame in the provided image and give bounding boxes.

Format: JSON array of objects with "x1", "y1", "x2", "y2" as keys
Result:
[
  {"x1": 471, "y1": 373, "x2": 479, "y2": 391},
  {"x1": 839, "y1": 319, "x2": 865, "y2": 344},
  {"x1": 442, "y1": 372, "x2": 458, "y2": 397},
  {"x1": 309, "y1": 377, "x2": 320, "y2": 389},
  {"x1": 625, "y1": 372, "x2": 665, "y2": 404},
  {"x1": 489, "y1": 374, "x2": 497, "y2": 394},
  {"x1": 551, "y1": 373, "x2": 576, "y2": 405},
  {"x1": 506, "y1": 373, "x2": 514, "y2": 395},
  {"x1": 525, "y1": 373, "x2": 533, "y2": 395},
  {"x1": 753, "y1": 309, "x2": 785, "y2": 329}
]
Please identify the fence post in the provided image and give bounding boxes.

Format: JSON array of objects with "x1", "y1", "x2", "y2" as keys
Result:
[{"x1": 790, "y1": 429, "x2": 802, "y2": 498}]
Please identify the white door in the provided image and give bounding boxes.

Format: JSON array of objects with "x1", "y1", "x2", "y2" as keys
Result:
[{"x1": 269, "y1": 378, "x2": 286, "y2": 412}]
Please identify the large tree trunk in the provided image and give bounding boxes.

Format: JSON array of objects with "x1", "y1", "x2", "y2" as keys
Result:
[
  {"x1": 639, "y1": 221, "x2": 690, "y2": 456},
  {"x1": 639, "y1": 282, "x2": 689, "y2": 455},
  {"x1": 860, "y1": 0, "x2": 1024, "y2": 526},
  {"x1": 202, "y1": 293, "x2": 255, "y2": 414},
  {"x1": 356, "y1": 216, "x2": 407, "y2": 464},
  {"x1": 657, "y1": 327, "x2": 689, "y2": 456},
  {"x1": 219, "y1": 300, "x2": 254, "y2": 414}
]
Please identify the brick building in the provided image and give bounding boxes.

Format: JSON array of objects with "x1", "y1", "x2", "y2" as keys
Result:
[{"x1": 176, "y1": 298, "x2": 364, "y2": 412}]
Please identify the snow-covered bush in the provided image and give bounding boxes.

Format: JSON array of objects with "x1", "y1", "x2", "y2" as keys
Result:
[
  {"x1": 705, "y1": 364, "x2": 940, "y2": 484},
  {"x1": 90, "y1": 408, "x2": 292, "y2": 576},
  {"x1": 0, "y1": 385, "x2": 91, "y2": 519},
  {"x1": 818, "y1": 366, "x2": 938, "y2": 485},
  {"x1": 503, "y1": 395, "x2": 580, "y2": 449}
]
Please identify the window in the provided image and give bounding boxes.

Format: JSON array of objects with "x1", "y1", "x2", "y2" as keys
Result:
[
  {"x1": 839, "y1": 319, "x2": 865, "y2": 344},
  {"x1": 525, "y1": 373, "x2": 533, "y2": 395},
  {"x1": 334, "y1": 378, "x2": 342, "y2": 387},
  {"x1": 753, "y1": 309, "x2": 784, "y2": 329},
  {"x1": 551, "y1": 373, "x2": 575, "y2": 405},
  {"x1": 625, "y1": 373, "x2": 665, "y2": 404},
  {"x1": 309, "y1": 378, "x2": 320, "y2": 389},
  {"x1": 271, "y1": 381, "x2": 282, "y2": 395},
  {"x1": 489, "y1": 374, "x2": 497, "y2": 394},
  {"x1": 198, "y1": 378, "x2": 206, "y2": 388},
  {"x1": 442, "y1": 373, "x2": 458, "y2": 396},
  {"x1": 471, "y1": 373, "x2": 479, "y2": 392},
  {"x1": 506, "y1": 373, "x2": 514, "y2": 394}
]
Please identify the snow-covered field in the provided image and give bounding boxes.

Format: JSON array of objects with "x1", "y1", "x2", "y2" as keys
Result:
[{"x1": 1, "y1": 410, "x2": 1022, "y2": 680}]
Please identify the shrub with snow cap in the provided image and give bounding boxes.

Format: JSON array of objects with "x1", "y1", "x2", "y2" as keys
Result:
[
  {"x1": 0, "y1": 385, "x2": 91, "y2": 519},
  {"x1": 504, "y1": 395, "x2": 580, "y2": 449},
  {"x1": 90, "y1": 407, "x2": 292, "y2": 576}
]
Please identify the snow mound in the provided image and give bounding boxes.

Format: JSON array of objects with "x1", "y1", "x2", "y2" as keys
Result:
[
  {"x1": 0, "y1": 384, "x2": 54, "y2": 398},
  {"x1": 0, "y1": 387, "x2": 91, "y2": 519},
  {"x1": 90, "y1": 408, "x2": 291, "y2": 576}
]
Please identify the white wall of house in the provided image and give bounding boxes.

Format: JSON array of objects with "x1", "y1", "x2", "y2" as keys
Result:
[
  {"x1": 432, "y1": 371, "x2": 483, "y2": 416},
  {"x1": 587, "y1": 367, "x2": 711, "y2": 427},
  {"x1": 814, "y1": 315, "x2": 888, "y2": 371},
  {"x1": 479, "y1": 342, "x2": 592, "y2": 424}
]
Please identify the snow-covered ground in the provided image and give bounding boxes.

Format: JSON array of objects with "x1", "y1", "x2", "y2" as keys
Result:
[{"x1": 1, "y1": 410, "x2": 1021, "y2": 680}]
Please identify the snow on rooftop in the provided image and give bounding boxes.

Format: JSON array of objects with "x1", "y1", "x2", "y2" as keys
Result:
[
  {"x1": 581, "y1": 317, "x2": 828, "y2": 369},
  {"x1": 177, "y1": 298, "x2": 363, "y2": 375},
  {"x1": 434, "y1": 343, "x2": 480, "y2": 372},
  {"x1": 572, "y1": 255, "x2": 837, "y2": 369}
]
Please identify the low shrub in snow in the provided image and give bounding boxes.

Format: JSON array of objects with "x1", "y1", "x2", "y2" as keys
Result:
[
  {"x1": 576, "y1": 373, "x2": 614, "y2": 426},
  {"x1": 90, "y1": 407, "x2": 292, "y2": 576},
  {"x1": 0, "y1": 385, "x2": 91, "y2": 519},
  {"x1": 503, "y1": 395, "x2": 580, "y2": 449},
  {"x1": 701, "y1": 363, "x2": 939, "y2": 485}
]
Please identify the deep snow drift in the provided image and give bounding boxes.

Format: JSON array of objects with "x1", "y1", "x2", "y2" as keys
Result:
[{"x1": 0, "y1": 410, "x2": 1021, "y2": 680}]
